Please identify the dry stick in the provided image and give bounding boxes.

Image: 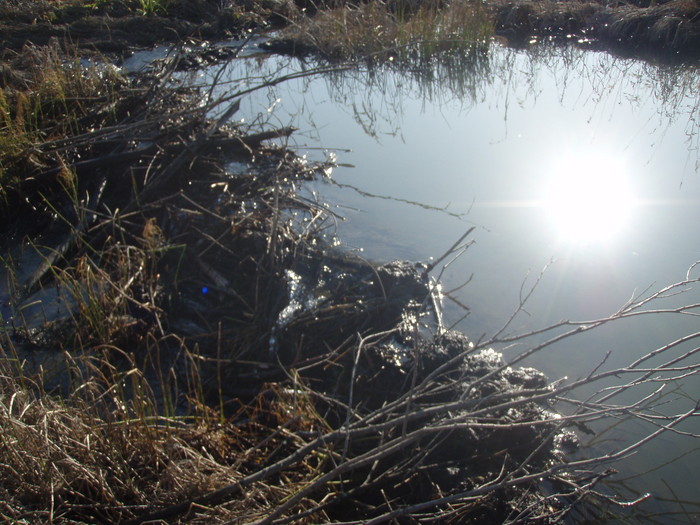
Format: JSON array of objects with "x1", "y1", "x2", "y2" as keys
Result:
[
  {"x1": 596, "y1": 331, "x2": 700, "y2": 404},
  {"x1": 25, "y1": 81, "x2": 210, "y2": 182},
  {"x1": 595, "y1": 361, "x2": 700, "y2": 406},
  {"x1": 360, "y1": 329, "x2": 527, "y2": 429},
  {"x1": 206, "y1": 65, "x2": 355, "y2": 109},
  {"x1": 618, "y1": 271, "x2": 700, "y2": 315},
  {"x1": 342, "y1": 329, "x2": 397, "y2": 462},
  {"x1": 89, "y1": 120, "x2": 293, "y2": 258},
  {"x1": 455, "y1": 290, "x2": 700, "y2": 408},
  {"x1": 128, "y1": 271, "x2": 700, "y2": 522},
  {"x1": 250, "y1": 370, "x2": 682, "y2": 525},
  {"x1": 205, "y1": 34, "x2": 255, "y2": 105},
  {"x1": 350, "y1": 404, "x2": 700, "y2": 525},
  {"x1": 266, "y1": 159, "x2": 284, "y2": 259},
  {"x1": 338, "y1": 356, "x2": 698, "y2": 453},
  {"x1": 125, "y1": 429, "x2": 344, "y2": 524},
  {"x1": 487, "y1": 299, "x2": 700, "y2": 351},
  {"x1": 624, "y1": 409, "x2": 700, "y2": 438},
  {"x1": 344, "y1": 335, "x2": 697, "y2": 453},
  {"x1": 401, "y1": 303, "x2": 431, "y2": 437},
  {"x1": 28, "y1": 144, "x2": 157, "y2": 183},
  {"x1": 250, "y1": 424, "x2": 432, "y2": 525},
  {"x1": 355, "y1": 321, "x2": 592, "y2": 429},
  {"x1": 176, "y1": 191, "x2": 229, "y2": 222},
  {"x1": 19, "y1": 100, "x2": 292, "y2": 287},
  {"x1": 422, "y1": 226, "x2": 475, "y2": 277},
  {"x1": 339, "y1": 344, "x2": 532, "y2": 440},
  {"x1": 553, "y1": 383, "x2": 669, "y2": 427},
  {"x1": 10, "y1": 348, "x2": 680, "y2": 522},
  {"x1": 330, "y1": 180, "x2": 469, "y2": 221},
  {"x1": 128, "y1": 98, "x2": 241, "y2": 205},
  {"x1": 130, "y1": 377, "x2": 481, "y2": 524},
  {"x1": 425, "y1": 232, "x2": 477, "y2": 334},
  {"x1": 28, "y1": 97, "x2": 154, "y2": 151},
  {"x1": 490, "y1": 258, "x2": 556, "y2": 342},
  {"x1": 505, "y1": 471, "x2": 613, "y2": 525},
  {"x1": 210, "y1": 126, "x2": 298, "y2": 153}
]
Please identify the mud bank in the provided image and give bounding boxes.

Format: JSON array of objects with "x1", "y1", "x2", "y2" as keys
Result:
[
  {"x1": 1, "y1": 0, "x2": 699, "y2": 70},
  {"x1": 492, "y1": 0, "x2": 700, "y2": 61},
  {"x1": 0, "y1": 0, "x2": 252, "y2": 59}
]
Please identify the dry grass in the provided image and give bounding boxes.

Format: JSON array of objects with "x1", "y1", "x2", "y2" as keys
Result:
[
  {"x1": 279, "y1": 0, "x2": 495, "y2": 61},
  {"x1": 0, "y1": 41, "x2": 124, "y2": 193},
  {"x1": 0, "y1": 356, "x2": 335, "y2": 524},
  {"x1": 270, "y1": 0, "x2": 699, "y2": 62},
  {"x1": 0, "y1": 39, "x2": 349, "y2": 523}
]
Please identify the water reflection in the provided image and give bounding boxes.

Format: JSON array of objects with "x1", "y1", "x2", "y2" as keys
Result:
[
  {"x1": 540, "y1": 153, "x2": 636, "y2": 243},
  {"x1": 182, "y1": 41, "x2": 700, "y2": 523}
]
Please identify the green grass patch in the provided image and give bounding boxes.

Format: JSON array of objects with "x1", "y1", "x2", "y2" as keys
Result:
[{"x1": 134, "y1": 0, "x2": 171, "y2": 15}]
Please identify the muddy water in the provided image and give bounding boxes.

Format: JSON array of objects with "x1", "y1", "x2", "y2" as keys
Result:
[{"x1": 178, "y1": 43, "x2": 700, "y2": 521}]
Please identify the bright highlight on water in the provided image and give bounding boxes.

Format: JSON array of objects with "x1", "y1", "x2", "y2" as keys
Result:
[{"x1": 541, "y1": 155, "x2": 635, "y2": 243}]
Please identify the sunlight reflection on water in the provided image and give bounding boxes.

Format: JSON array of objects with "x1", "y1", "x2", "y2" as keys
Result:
[
  {"x1": 185, "y1": 42, "x2": 700, "y2": 522},
  {"x1": 539, "y1": 153, "x2": 636, "y2": 244}
]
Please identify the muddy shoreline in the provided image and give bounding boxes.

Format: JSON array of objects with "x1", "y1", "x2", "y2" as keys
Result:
[
  {"x1": 491, "y1": 0, "x2": 700, "y2": 61},
  {"x1": 1, "y1": 0, "x2": 698, "y2": 68}
]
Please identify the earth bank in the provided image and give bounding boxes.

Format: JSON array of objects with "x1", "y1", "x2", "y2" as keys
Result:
[{"x1": 1, "y1": 0, "x2": 698, "y2": 65}]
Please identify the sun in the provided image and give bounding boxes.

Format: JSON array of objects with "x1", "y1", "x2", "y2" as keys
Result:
[{"x1": 540, "y1": 155, "x2": 636, "y2": 243}]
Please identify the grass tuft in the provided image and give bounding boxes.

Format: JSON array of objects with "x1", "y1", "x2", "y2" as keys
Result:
[
  {"x1": 281, "y1": 0, "x2": 495, "y2": 62},
  {"x1": 0, "y1": 42, "x2": 124, "y2": 193}
]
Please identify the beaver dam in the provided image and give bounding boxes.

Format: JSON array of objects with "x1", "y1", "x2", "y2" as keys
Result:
[{"x1": 1, "y1": 0, "x2": 700, "y2": 524}]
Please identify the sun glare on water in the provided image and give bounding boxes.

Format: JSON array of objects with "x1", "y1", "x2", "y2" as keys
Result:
[{"x1": 540, "y1": 155, "x2": 636, "y2": 244}]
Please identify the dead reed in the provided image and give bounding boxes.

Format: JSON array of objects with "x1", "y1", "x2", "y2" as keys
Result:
[
  {"x1": 275, "y1": 0, "x2": 495, "y2": 62},
  {"x1": 0, "y1": 40, "x2": 355, "y2": 524}
]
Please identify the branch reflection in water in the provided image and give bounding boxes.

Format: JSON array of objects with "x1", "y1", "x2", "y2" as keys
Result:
[{"x1": 181, "y1": 41, "x2": 700, "y2": 522}]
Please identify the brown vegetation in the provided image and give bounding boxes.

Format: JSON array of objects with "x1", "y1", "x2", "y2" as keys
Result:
[
  {"x1": 1, "y1": 2, "x2": 699, "y2": 524},
  {"x1": 1, "y1": 0, "x2": 699, "y2": 68},
  {"x1": 266, "y1": 0, "x2": 494, "y2": 61}
]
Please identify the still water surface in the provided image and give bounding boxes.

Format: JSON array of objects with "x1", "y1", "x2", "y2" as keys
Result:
[{"x1": 181, "y1": 43, "x2": 700, "y2": 521}]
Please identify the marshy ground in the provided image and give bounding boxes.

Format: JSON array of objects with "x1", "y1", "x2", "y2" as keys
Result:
[
  {"x1": 1, "y1": 0, "x2": 698, "y2": 63},
  {"x1": 1, "y1": 1, "x2": 699, "y2": 523}
]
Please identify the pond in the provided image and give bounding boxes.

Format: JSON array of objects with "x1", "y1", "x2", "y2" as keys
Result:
[{"x1": 171, "y1": 41, "x2": 700, "y2": 521}]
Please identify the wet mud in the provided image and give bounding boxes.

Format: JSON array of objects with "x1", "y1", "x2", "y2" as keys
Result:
[{"x1": 0, "y1": 0, "x2": 250, "y2": 60}]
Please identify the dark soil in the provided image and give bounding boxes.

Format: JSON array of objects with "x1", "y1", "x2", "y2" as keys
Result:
[
  {"x1": 0, "y1": 0, "x2": 266, "y2": 64},
  {"x1": 491, "y1": 0, "x2": 700, "y2": 61}
]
